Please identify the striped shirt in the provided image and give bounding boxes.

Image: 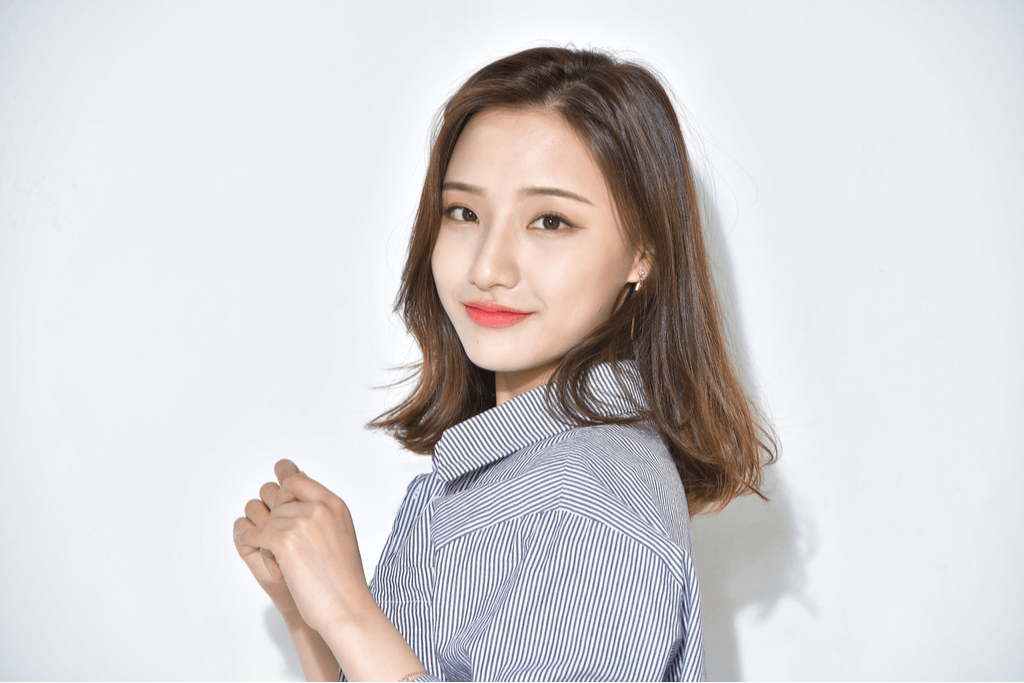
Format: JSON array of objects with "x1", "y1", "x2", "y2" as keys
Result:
[{"x1": 360, "y1": 363, "x2": 705, "y2": 681}]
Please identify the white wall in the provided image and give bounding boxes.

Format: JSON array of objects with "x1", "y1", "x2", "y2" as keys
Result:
[{"x1": 1, "y1": 1, "x2": 1021, "y2": 680}]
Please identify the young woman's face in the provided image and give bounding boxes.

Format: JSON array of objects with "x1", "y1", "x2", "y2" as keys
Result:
[{"x1": 431, "y1": 108, "x2": 645, "y2": 395}]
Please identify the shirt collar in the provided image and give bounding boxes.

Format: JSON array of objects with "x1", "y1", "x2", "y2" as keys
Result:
[{"x1": 433, "y1": 362, "x2": 645, "y2": 483}]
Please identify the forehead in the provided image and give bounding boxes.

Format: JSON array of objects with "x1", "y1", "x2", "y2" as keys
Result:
[{"x1": 445, "y1": 108, "x2": 612, "y2": 204}]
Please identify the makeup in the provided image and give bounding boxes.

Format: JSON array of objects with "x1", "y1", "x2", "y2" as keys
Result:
[{"x1": 464, "y1": 301, "x2": 532, "y2": 328}]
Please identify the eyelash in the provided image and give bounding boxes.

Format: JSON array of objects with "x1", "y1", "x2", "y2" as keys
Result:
[
  {"x1": 445, "y1": 205, "x2": 478, "y2": 222},
  {"x1": 443, "y1": 206, "x2": 575, "y2": 232},
  {"x1": 530, "y1": 213, "x2": 574, "y2": 232}
]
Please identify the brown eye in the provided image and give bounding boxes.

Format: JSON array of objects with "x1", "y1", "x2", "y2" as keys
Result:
[
  {"x1": 532, "y1": 214, "x2": 570, "y2": 231},
  {"x1": 448, "y1": 207, "x2": 478, "y2": 222}
]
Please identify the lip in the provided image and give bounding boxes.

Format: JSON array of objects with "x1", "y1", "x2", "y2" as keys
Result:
[{"x1": 464, "y1": 301, "x2": 533, "y2": 328}]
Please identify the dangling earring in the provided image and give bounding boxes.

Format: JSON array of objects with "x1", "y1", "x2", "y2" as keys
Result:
[
  {"x1": 631, "y1": 269, "x2": 647, "y2": 340},
  {"x1": 634, "y1": 268, "x2": 647, "y2": 293}
]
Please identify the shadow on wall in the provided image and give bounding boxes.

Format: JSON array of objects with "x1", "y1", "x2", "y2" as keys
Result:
[
  {"x1": 693, "y1": 172, "x2": 816, "y2": 681},
  {"x1": 692, "y1": 476, "x2": 813, "y2": 680}
]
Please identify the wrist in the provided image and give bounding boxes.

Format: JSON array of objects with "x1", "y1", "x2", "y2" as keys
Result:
[
  {"x1": 288, "y1": 578, "x2": 374, "y2": 637},
  {"x1": 317, "y1": 592, "x2": 425, "y2": 682},
  {"x1": 318, "y1": 585, "x2": 379, "y2": 642},
  {"x1": 280, "y1": 607, "x2": 310, "y2": 632}
]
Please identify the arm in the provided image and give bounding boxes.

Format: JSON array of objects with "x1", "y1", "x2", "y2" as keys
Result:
[
  {"x1": 283, "y1": 616, "x2": 340, "y2": 682},
  {"x1": 234, "y1": 459, "x2": 426, "y2": 681},
  {"x1": 435, "y1": 509, "x2": 691, "y2": 681}
]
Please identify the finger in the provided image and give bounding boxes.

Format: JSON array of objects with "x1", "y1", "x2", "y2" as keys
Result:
[
  {"x1": 233, "y1": 519, "x2": 279, "y2": 566},
  {"x1": 235, "y1": 519, "x2": 278, "y2": 584},
  {"x1": 233, "y1": 519, "x2": 287, "y2": 580},
  {"x1": 259, "y1": 481, "x2": 280, "y2": 509},
  {"x1": 232, "y1": 517, "x2": 259, "y2": 558},
  {"x1": 267, "y1": 500, "x2": 316, "y2": 520},
  {"x1": 244, "y1": 498, "x2": 270, "y2": 526},
  {"x1": 275, "y1": 459, "x2": 300, "y2": 486},
  {"x1": 274, "y1": 471, "x2": 335, "y2": 507},
  {"x1": 261, "y1": 548, "x2": 282, "y2": 581},
  {"x1": 234, "y1": 515, "x2": 293, "y2": 548}
]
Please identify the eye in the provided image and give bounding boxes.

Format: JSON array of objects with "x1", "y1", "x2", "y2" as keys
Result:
[
  {"x1": 530, "y1": 213, "x2": 572, "y2": 231},
  {"x1": 445, "y1": 206, "x2": 478, "y2": 222}
]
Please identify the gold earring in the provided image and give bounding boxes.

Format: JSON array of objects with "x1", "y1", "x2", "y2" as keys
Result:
[
  {"x1": 631, "y1": 269, "x2": 648, "y2": 341},
  {"x1": 635, "y1": 268, "x2": 647, "y2": 292}
]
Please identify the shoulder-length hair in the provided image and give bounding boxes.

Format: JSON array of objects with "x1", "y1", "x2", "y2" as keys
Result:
[{"x1": 371, "y1": 46, "x2": 777, "y2": 514}]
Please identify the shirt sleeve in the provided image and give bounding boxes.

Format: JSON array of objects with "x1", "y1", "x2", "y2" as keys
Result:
[{"x1": 429, "y1": 508, "x2": 697, "y2": 682}]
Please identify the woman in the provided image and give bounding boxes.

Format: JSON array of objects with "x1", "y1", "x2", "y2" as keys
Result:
[{"x1": 234, "y1": 46, "x2": 776, "y2": 682}]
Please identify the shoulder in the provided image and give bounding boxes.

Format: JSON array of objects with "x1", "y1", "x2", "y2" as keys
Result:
[
  {"x1": 543, "y1": 422, "x2": 693, "y2": 553},
  {"x1": 433, "y1": 421, "x2": 693, "y2": 558},
  {"x1": 554, "y1": 421, "x2": 679, "y2": 492}
]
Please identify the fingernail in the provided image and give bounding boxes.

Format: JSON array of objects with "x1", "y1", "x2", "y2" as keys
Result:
[{"x1": 270, "y1": 565, "x2": 282, "y2": 580}]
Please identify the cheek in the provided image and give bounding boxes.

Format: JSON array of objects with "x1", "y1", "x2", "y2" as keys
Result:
[
  {"x1": 531, "y1": 234, "x2": 633, "y2": 347},
  {"x1": 529, "y1": 247, "x2": 623, "y2": 322},
  {"x1": 431, "y1": 231, "x2": 459, "y2": 298}
]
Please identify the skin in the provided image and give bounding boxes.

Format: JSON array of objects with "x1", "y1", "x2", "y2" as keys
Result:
[
  {"x1": 233, "y1": 460, "x2": 423, "y2": 681},
  {"x1": 233, "y1": 107, "x2": 647, "y2": 681},
  {"x1": 433, "y1": 108, "x2": 648, "y2": 404}
]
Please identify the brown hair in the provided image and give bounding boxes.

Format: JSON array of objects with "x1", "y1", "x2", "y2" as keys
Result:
[{"x1": 370, "y1": 46, "x2": 777, "y2": 514}]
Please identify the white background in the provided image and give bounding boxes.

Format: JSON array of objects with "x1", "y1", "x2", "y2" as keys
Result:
[{"x1": 1, "y1": 1, "x2": 1022, "y2": 680}]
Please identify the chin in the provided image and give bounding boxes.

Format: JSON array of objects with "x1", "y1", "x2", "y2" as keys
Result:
[
  {"x1": 465, "y1": 352, "x2": 563, "y2": 377},
  {"x1": 464, "y1": 354, "x2": 528, "y2": 374},
  {"x1": 457, "y1": 328, "x2": 577, "y2": 377},
  {"x1": 461, "y1": 344, "x2": 527, "y2": 372}
]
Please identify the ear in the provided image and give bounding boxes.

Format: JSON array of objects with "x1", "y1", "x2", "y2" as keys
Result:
[{"x1": 627, "y1": 248, "x2": 654, "y2": 287}]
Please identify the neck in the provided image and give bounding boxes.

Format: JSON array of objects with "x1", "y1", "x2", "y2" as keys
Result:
[{"x1": 494, "y1": 361, "x2": 560, "y2": 406}]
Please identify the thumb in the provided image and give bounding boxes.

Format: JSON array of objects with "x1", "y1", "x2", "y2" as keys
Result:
[{"x1": 262, "y1": 548, "x2": 283, "y2": 581}]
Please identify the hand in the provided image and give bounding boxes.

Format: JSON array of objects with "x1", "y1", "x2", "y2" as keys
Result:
[
  {"x1": 233, "y1": 459, "x2": 372, "y2": 636},
  {"x1": 233, "y1": 468, "x2": 301, "y2": 621}
]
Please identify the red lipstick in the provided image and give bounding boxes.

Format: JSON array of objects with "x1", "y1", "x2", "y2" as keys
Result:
[{"x1": 464, "y1": 301, "x2": 532, "y2": 328}]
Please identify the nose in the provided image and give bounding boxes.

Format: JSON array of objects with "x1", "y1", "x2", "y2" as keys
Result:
[{"x1": 469, "y1": 217, "x2": 520, "y2": 291}]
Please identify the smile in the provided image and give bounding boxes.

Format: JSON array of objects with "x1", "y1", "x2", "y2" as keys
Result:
[{"x1": 464, "y1": 301, "x2": 533, "y2": 328}]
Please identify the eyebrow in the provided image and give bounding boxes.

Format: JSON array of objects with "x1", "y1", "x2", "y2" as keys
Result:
[{"x1": 442, "y1": 181, "x2": 594, "y2": 206}]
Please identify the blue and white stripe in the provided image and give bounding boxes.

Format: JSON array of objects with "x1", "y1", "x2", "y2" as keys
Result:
[{"x1": 357, "y1": 363, "x2": 705, "y2": 681}]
